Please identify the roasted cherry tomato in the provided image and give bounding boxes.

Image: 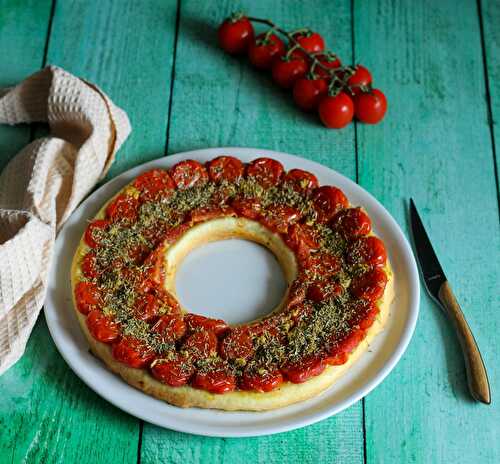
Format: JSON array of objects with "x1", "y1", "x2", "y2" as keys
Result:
[
  {"x1": 134, "y1": 293, "x2": 162, "y2": 321},
  {"x1": 150, "y1": 356, "x2": 194, "y2": 387},
  {"x1": 218, "y1": 15, "x2": 254, "y2": 55},
  {"x1": 106, "y1": 194, "x2": 139, "y2": 222},
  {"x1": 260, "y1": 204, "x2": 301, "y2": 234},
  {"x1": 284, "y1": 168, "x2": 319, "y2": 193},
  {"x1": 192, "y1": 364, "x2": 236, "y2": 394},
  {"x1": 324, "y1": 351, "x2": 348, "y2": 366},
  {"x1": 240, "y1": 368, "x2": 283, "y2": 392},
  {"x1": 190, "y1": 205, "x2": 236, "y2": 223},
  {"x1": 306, "y1": 282, "x2": 342, "y2": 302},
  {"x1": 358, "y1": 303, "x2": 379, "y2": 330},
  {"x1": 272, "y1": 56, "x2": 308, "y2": 89},
  {"x1": 184, "y1": 314, "x2": 229, "y2": 336},
  {"x1": 336, "y1": 328, "x2": 366, "y2": 354},
  {"x1": 81, "y1": 252, "x2": 99, "y2": 279},
  {"x1": 293, "y1": 77, "x2": 328, "y2": 111},
  {"x1": 84, "y1": 219, "x2": 109, "y2": 249},
  {"x1": 231, "y1": 197, "x2": 262, "y2": 219},
  {"x1": 181, "y1": 330, "x2": 218, "y2": 360},
  {"x1": 354, "y1": 89, "x2": 387, "y2": 124},
  {"x1": 74, "y1": 281, "x2": 101, "y2": 315},
  {"x1": 331, "y1": 207, "x2": 371, "y2": 238},
  {"x1": 292, "y1": 30, "x2": 325, "y2": 57},
  {"x1": 246, "y1": 157, "x2": 284, "y2": 187},
  {"x1": 281, "y1": 356, "x2": 326, "y2": 383},
  {"x1": 285, "y1": 277, "x2": 307, "y2": 309},
  {"x1": 207, "y1": 155, "x2": 245, "y2": 182},
  {"x1": 350, "y1": 268, "x2": 388, "y2": 301},
  {"x1": 152, "y1": 314, "x2": 187, "y2": 342},
  {"x1": 112, "y1": 337, "x2": 156, "y2": 368},
  {"x1": 347, "y1": 65, "x2": 372, "y2": 94},
  {"x1": 133, "y1": 169, "x2": 175, "y2": 202},
  {"x1": 347, "y1": 236, "x2": 387, "y2": 267},
  {"x1": 312, "y1": 185, "x2": 349, "y2": 222},
  {"x1": 142, "y1": 245, "x2": 166, "y2": 288},
  {"x1": 170, "y1": 159, "x2": 208, "y2": 189},
  {"x1": 314, "y1": 52, "x2": 342, "y2": 79},
  {"x1": 248, "y1": 32, "x2": 285, "y2": 69},
  {"x1": 306, "y1": 253, "x2": 341, "y2": 277},
  {"x1": 86, "y1": 310, "x2": 120, "y2": 343},
  {"x1": 219, "y1": 329, "x2": 254, "y2": 361},
  {"x1": 318, "y1": 92, "x2": 354, "y2": 129},
  {"x1": 285, "y1": 223, "x2": 320, "y2": 264}
]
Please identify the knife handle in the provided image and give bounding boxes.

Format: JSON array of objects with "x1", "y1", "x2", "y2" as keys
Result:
[{"x1": 438, "y1": 281, "x2": 491, "y2": 404}]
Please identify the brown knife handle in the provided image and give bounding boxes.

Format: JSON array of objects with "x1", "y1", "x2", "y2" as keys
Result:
[{"x1": 438, "y1": 281, "x2": 491, "y2": 404}]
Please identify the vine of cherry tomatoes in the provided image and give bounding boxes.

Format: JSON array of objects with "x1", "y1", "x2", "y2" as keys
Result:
[{"x1": 218, "y1": 13, "x2": 387, "y2": 129}]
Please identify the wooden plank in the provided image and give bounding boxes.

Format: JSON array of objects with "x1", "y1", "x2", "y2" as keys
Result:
[
  {"x1": 0, "y1": 1, "x2": 178, "y2": 462},
  {"x1": 480, "y1": 0, "x2": 500, "y2": 194},
  {"x1": 0, "y1": 0, "x2": 52, "y2": 171},
  {"x1": 354, "y1": 0, "x2": 500, "y2": 462},
  {"x1": 141, "y1": 1, "x2": 364, "y2": 463}
]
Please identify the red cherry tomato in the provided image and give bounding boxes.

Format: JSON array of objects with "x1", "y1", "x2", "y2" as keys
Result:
[
  {"x1": 337, "y1": 328, "x2": 366, "y2": 354},
  {"x1": 312, "y1": 185, "x2": 349, "y2": 222},
  {"x1": 292, "y1": 31, "x2": 325, "y2": 56},
  {"x1": 246, "y1": 157, "x2": 284, "y2": 187},
  {"x1": 354, "y1": 89, "x2": 387, "y2": 124},
  {"x1": 151, "y1": 314, "x2": 187, "y2": 342},
  {"x1": 272, "y1": 57, "x2": 308, "y2": 89},
  {"x1": 150, "y1": 356, "x2": 194, "y2": 387},
  {"x1": 248, "y1": 33, "x2": 285, "y2": 70},
  {"x1": 347, "y1": 236, "x2": 387, "y2": 267},
  {"x1": 170, "y1": 159, "x2": 208, "y2": 189},
  {"x1": 358, "y1": 303, "x2": 379, "y2": 330},
  {"x1": 282, "y1": 356, "x2": 326, "y2": 383},
  {"x1": 218, "y1": 16, "x2": 254, "y2": 55},
  {"x1": 184, "y1": 314, "x2": 229, "y2": 336},
  {"x1": 324, "y1": 351, "x2": 348, "y2": 366},
  {"x1": 84, "y1": 219, "x2": 109, "y2": 249},
  {"x1": 347, "y1": 65, "x2": 372, "y2": 94},
  {"x1": 192, "y1": 364, "x2": 236, "y2": 394},
  {"x1": 181, "y1": 330, "x2": 218, "y2": 360},
  {"x1": 86, "y1": 310, "x2": 120, "y2": 343},
  {"x1": 260, "y1": 204, "x2": 301, "y2": 234},
  {"x1": 106, "y1": 194, "x2": 139, "y2": 222},
  {"x1": 219, "y1": 329, "x2": 254, "y2": 361},
  {"x1": 293, "y1": 77, "x2": 328, "y2": 111},
  {"x1": 112, "y1": 337, "x2": 156, "y2": 368},
  {"x1": 240, "y1": 369, "x2": 283, "y2": 392},
  {"x1": 285, "y1": 223, "x2": 320, "y2": 263},
  {"x1": 331, "y1": 207, "x2": 372, "y2": 238},
  {"x1": 284, "y1": 168, "x2": 319, "y2": 192},
  {"x1": 231, "y1": 197, "x2": 262, "y2": 219},
  {"x1": 318, "y1": 92, "x2": 354, "y2": 129},
  {"x1": 315, "y1": 53, "x2": 342, "y2": 79},
  {"x1": 351, "y1": 268, "x2": 388, "y2": 301},
  {"x1": 134, "y1": 293, "x2": 161, "y2": 321},
  {"x1": 189, "y1": 205, "x2": 235, "y2": 223},
  {"x1": 306, "y1": 282, "x2": 342, "y2": 302},
  {"x1": 306, "y1": 253, "x2": 341, "y2": 277},
  {"x1": 133, "y1": 169, "x2": 175, "y2": 202},
  {"x1": 207, "y1": 155, "x2": 245, "y2": 182},
  {"x1": 74, "y1": 281, "x2": 101, "y2": 315},
  {"x1": 81, "y1": 252, "x2": 99, "y2": 279}
]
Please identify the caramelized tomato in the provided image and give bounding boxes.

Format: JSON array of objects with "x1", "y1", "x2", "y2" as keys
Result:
[
  {"x1": 231, "y1": 197, "x2": 262, "y2": 219},
  {"x1": 184, "y1": 314, "x2": 229, "y2": 336},
  {"x1": 240, "y1": 369, "x2": 283, "y2": 392},
  {"x1": 351, "y1": 268, "x2": 388, "y2": 301},
  {"x1": 181, "y1": 330, "x2": 218, "y2": 360},
  {"x1": 112, "y1": 337, "x2": 156, "y2": 368},
  {"x1": 74, "y1": 281, "x2": 101, "y2": 315},
  {"x1": 246, "y1": 157, "x2": 284, "y2": 187},
  {"x1": 219, "y1": 329, "x2": 254, "y2": 361},
  {"x1": 86, "y1": 310, "x2": 120, "y2": 343},
  {"x1": 281, "y1": 356, "x2": 326, "y2": 383},
  {"x1": 347, "y1": 236, "x2": 387, "y2": 267},
  {"x1": 170, "y1": 160, "x2": 208, "y2": 189},
  {"x1": 331, "y1": 207, "x2": 371, "y2": 238},
  {"x1": 207, "y1": 156, "x2": 245, "y2": 182},
  {"x1": 284, "y1": 168, "x2": 319, "y2": 192},
  {"x1": 151, "y1": 314, "x2": 187, "y2": 342},
  {"x1": 133, "y1": 169, "x2": 175, "y2": 202},
  {"x1": 84, "y1": 219, "x2": 109, "y2": 248},
  {"x1": 192, "y1": 364, "x2": 236, "y2": 394},
  {"x1": 151, "y1": 356, "x2": 194, "y2": 387},
  {"x1": 312, "y1": 186, "x2": 348, "y2": 223},
  {"x1": 106, "y1": 194, "x2": 139, "y2": 222}
]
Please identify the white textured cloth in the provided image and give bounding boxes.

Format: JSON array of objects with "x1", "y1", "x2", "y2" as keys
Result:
[{"x1": 0, "y1": 66, "x2": 131, "y2": 374}]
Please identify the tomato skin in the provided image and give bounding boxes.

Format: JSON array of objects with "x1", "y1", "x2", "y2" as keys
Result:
[
  {"x1": 354, "y1": 89, "x2": 387, "y2": 124},
  {"x1": 184, "y1": 314, "x2": 229, "y2": 336},
  {"x1": 246, "y1": 157, "x2": 285, "y2": 187},
  {"x1": 324, "y1": 351, "x2": 348, "y2": 366},
  {"x1": 152, "y1": 314, "x2": 187, "y2": 341},
  {"x1": 106, "y1": 194, "x2": 139, "y2": 222},
  {"x1": 192, "y1": 366, "x2": 236, "y2": 394},
  {"x1": 284, "y1": 168, "x2": 319, "y2": 193},
  {"x1": 207, "y1": 155, "x2": 244, "y2": 182},
  {"x1": 347, "y1": 236, "x2": 387, "y2": 267},
  {"x1": 306, "y1": 282, "x2": 342, "y2": 302},
  {"x1": 231, "y1": 197, "x2": 262, "y2": 219},
  {"x1": 181, "y1": 330, "x2": 218, "y2": 360},
  {"x1": 318, "y1": 92, "x2": 354, "y2": 129},
  {"x1": 112, "y1": 337, "x2": 156, "y2": 368},
  {"x1": 358, "y1": 303, "x2": 379, "y2": 330},
  {"x1": 189, "y1": 205, "x2": 236, "y2": 224},
  {"x1": 86, "y1": 310, "x2": 120, "y2": 343},
  {"x1": 272, "y1": 57, "x2": 308, "y2": 89},
  {"x1": 285, "y1": 223, "x2": 320, "y2": 264},
  {"x1": 81, "y1": 252, "x2": 99, "y2": 279},
  {"x1": 260, "y1": 204, "x2": 301, "y2": 234},
  {"x1": 170, "y1": 159, "x2": 208, "y2": 189},
  {"x1": 240, "y1": 369, "x2": 283, "y2": 392},
  {"x1": 292, "y1": 31, "x2": 325, "y2": 57},
  {"x1": 151, "y1": 356, "x2": 194, "y2": 387},
  {"x1": 351, "y1": 268, "x2": 388, "y2": 301},
  {"x1": 337, "y1": 328, "x2": 366, "y2": 354},
  {"x1": 293, "y1": 78, "x2": 328, "y2": 111},
  {"x1": 84, "y1": 219, "x2": 109, "y2": 248},
  {"x1": 312, "y1": 185, "x2": 349, "y2": 222},
  {"x1": 331, "y1": 207, "x2": 372, "y2": 238},
  {"x1": 282, "y1": 356, "x2": 326, "y2": 383},
  {"x1": 219, "y1": 329, "x2": 254, "y2": 361},
  {"x1": 315, "y1": 53, "x2": 342, "y2": 79},
  {"x1": 305, "y1": 253, "x2": 341, "y2": 277},
  {"x1": 347, "y1": 65, "x2": 372, "y2": 94},
  {"x1": 248, "y1": 33, "x2": 285, "y2": 70},
  {"x1": 218, "y1": 16, "x2": 254, "y2": 55},
  {"x1": 133, "y1": 169, "x2": 175, "y2": 202},
  {"x1": 74, "y1": 281, "x2": 101, "y2": 315},
  {"x1": 134, "y1": 293, "x2": 161, "y2": 321}
]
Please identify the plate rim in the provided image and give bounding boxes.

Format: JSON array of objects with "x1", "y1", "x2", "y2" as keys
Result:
[{"x1": 44, "y1": 146, "x2": 420, "y2": 437}]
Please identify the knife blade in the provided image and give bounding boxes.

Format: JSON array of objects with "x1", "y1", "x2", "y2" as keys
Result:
[{"x1": 409, "y1": 198, "x2": 491, "y2": 404}]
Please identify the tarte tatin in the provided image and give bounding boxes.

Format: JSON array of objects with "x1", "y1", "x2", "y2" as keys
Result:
[{"x1": 71, "y1": 156, "x2": 393, "y2": 411}]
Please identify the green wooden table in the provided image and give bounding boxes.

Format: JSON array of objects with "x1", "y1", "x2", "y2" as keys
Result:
[{"x1": 1, "y1": 0, "x2": 499, "y2": 462}]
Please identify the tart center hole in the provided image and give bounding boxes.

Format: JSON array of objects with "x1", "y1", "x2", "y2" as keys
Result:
[{"x1": 175, "y1": 239, "x2": 287, "y2": 325}]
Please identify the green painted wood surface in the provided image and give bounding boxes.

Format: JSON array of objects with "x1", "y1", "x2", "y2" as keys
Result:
[
  {"x1": 1, "y1": 0, "x2": 499, "y2": 462},
  {"x1": 354, "y1": 0, "x2": 500, "y2": 463}
]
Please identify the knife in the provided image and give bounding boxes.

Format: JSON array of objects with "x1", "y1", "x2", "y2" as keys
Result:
[{"x1": 409, "y1": 199, "x2": 491, "y2": 404}]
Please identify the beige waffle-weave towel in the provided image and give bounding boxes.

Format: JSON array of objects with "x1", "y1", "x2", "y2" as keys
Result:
[{"x1": 0, "y1": 66, "x2": 131, "y2": 374}]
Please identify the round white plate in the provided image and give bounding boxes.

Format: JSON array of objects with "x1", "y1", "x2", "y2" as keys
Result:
[{"x1": 44, "y1": 147, "x2": 420, "y2": 437}]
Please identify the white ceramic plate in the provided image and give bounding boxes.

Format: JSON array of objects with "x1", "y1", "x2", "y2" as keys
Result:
[{"x1": 44, "y1": 147, "x2": 420, "y2": 437}]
